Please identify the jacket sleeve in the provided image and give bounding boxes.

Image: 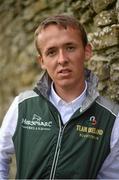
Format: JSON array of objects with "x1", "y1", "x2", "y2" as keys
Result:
[
  {"x1": 97, "y1": 113, "x2": 119, "y2": 179},
  {"x1": 0, "y1": 96, "x2": 18, "y2": 179}
]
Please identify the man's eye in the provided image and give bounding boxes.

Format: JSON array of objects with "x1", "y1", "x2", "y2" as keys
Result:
[
  {"x1": 47, "y1": 51, "x2": 56, "y2": 57},
  {"x1": 67, "y1": 46, "x2": 75, "y2": 52}
]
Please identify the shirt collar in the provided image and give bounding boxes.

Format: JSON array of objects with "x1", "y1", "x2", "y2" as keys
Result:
[{"x1": 49, "y1": 81, "x2": 87, "y2": 109}]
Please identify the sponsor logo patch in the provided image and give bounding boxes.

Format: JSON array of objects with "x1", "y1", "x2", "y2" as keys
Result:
[
  {"x1": 21, "y1": 114, "x2": 52, "y2": 131},
  {"x1": 76, "y1": 116, "x2": 103, "y2": 140}
]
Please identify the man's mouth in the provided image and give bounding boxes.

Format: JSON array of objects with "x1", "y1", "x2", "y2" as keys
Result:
[
  {"x1": 59, "y1": 69, "x2": 71, "y2": 74},
  {"x1": 58, "y1": 69, "x2": 72, "y2": 76}
]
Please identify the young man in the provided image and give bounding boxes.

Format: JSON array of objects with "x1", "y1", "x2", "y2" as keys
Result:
[{"x1": 0, "y1": 14, "x2": 119, "y2": 179}]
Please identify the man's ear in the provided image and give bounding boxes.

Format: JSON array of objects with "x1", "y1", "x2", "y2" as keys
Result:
[
  {"x1": 85, "y1": 44, "x2": 92, "y2": 61},
  {"x1": 36, "y1": 55, "x2": 46, "y2": 70}
]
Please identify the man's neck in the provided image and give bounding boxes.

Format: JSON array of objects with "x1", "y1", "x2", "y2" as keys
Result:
[{"x1": 54, "y1": 82, "x2": 86, "y2": 103}]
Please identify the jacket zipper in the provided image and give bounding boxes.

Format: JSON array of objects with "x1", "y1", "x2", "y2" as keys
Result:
[
  {"x1": 49, "y1": 105, "x2": 91, "y2": 179},
  {"x1": 49, "y1": 116, "x2": 65, "y2": 180}
]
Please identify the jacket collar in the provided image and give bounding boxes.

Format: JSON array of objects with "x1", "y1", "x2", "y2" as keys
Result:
[
  {"x1": 34, "y1": 69, "x2": 99, "y2": 111},
  {"x1": 82, "y1": 69, "x2": 99, "y2": 111}
]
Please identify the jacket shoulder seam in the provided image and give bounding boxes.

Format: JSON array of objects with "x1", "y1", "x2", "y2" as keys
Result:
[
  {"x1": 18, "y1": 90, "x2": 39, "y2": 104},
  {"x1": 96, "y1": 97, "x2": 119, "y2": 116}
]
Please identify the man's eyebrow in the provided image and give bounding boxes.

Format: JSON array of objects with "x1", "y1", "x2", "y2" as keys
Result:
[
  {"x1": 64, "y1": 42, "x2": 76, "y2": 46},
  {"x1": 46, "y1": 47, "x2": 57, "y2": 51},
  {"x1": 44, "y1": 47, "x2": 57, "y2": 54},
  {"x1": 44, "y1": 42, "x2": 76, "y2": 52}
]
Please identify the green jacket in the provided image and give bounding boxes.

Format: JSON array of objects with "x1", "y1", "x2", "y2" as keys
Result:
[{"x1": 13, "y1": 70, "x2": 119, "y2": 179}]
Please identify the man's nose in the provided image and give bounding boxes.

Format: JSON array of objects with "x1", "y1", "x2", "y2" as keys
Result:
[{"x1": 58, "y1": 50, "x2": 68, "y2": 65}]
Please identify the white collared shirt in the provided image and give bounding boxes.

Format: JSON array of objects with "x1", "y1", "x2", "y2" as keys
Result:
[{"x1": 49, "y1": 82, "x2": 87, "y2": 124}]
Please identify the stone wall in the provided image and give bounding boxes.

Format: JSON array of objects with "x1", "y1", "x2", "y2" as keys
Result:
[
  {"x1": 0, "y1": 0, "x2": 119, "y2": 178},
  {"x1": 70, "y1": 0, "x2": 119, "y2": 101}
]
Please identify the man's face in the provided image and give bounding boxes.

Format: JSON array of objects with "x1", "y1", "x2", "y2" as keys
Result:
[{"x1": 37, "y1": 25, "x2": 91, "y2": 90}]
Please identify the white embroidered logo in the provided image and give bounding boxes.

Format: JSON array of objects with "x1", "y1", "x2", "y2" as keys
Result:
[
  {"x1": 32, "y1": 114, "x2": 42, "y2": 121},
  {"x1": 21, "y1": 114, "x2": 52, "y2": 131}
]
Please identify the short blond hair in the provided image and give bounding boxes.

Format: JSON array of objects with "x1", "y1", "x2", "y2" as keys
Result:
[{"x1": 35, "y1": 14, "x2": 88, "y2": 54}]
